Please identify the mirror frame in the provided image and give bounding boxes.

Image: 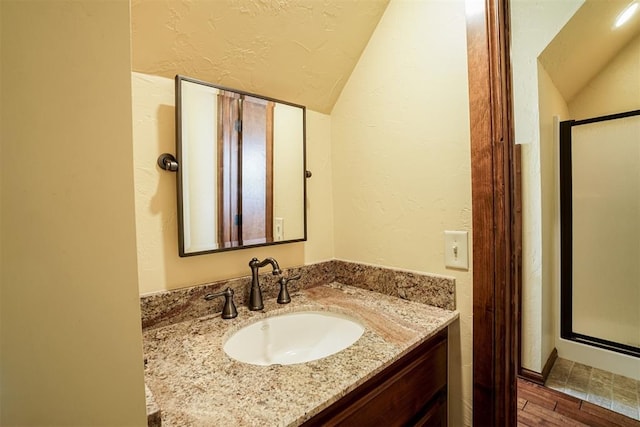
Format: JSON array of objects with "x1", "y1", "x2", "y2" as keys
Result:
[{"x1": 175, "y1": 75, "x2": 308, "y2": 257}]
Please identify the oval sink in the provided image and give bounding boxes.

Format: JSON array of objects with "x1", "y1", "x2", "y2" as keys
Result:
[{"x1": 223, "y1": 311, "x2": 365, "y2": 366}]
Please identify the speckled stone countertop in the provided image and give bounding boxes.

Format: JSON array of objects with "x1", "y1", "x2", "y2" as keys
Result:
[{"x1": 143, "y1": 282, "x2": 458, "y2": 426}]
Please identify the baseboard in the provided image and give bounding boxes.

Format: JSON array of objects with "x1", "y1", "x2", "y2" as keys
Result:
[
  {"x1": 542, "y1": 348, "x2": 559, "y2": 380},
  {"x1": 519, "y1": 348, "x2": 558, "y2": 385}
]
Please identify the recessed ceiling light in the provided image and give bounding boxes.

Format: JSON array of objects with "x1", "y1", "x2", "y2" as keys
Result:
[{"x1": 615, "y1": 1, "x2": 639, "y2": 28}]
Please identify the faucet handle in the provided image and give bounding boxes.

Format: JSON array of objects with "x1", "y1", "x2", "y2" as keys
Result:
[
  {"x1": 277, "y1": 274, "x2": 301, "y2": 304},
  {"x1": 204, "y1": 287, "x2": 238, "y2": 319}
]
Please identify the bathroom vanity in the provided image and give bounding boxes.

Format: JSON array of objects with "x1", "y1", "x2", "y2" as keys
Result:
[
  {"x1": 303, "y1": 327, "x2": 448, "y2": 426},
  {"x1": 148, "y1": 74, "x2": 458, "y2": 425},
  {"x1": 143, "y1": 281, "x2": 457, "y2": 426}
]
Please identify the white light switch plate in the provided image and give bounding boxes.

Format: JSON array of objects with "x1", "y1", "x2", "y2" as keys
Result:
[
  {"x1": 444, "y1": 230, "x2": 468, "y2": 270},
  {"x1": 275, "y1": 218, "x2": 284, "y2": 241}
]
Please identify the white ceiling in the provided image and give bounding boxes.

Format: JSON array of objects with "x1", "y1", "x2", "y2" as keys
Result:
[
  {"x1": 539, "y1": 0, "x2": 640, "y2": 102},
  {"x1": 131, "y1": 0, "x2": 390, "y2": 114}
]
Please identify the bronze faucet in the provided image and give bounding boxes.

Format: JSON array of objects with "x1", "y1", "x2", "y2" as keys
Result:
[{"x1": 248, "y1": 257, "x2": 281, "y2": 310}]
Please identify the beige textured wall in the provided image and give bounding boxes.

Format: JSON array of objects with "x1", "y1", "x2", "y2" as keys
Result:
[
  {"x1": 0, "y1": 1, "x2": 146, "y2": 424},
  {"x1": 511, "y1": 0, "x2": 584, "y2": 373},
  {"x1": 303, "y1": 110, "x2": 335, "y2": 265},
  {"x1": 569, "y1": 33, "x2": 640, "y2": 119},
  {"x1": 132, "y1": 73, "x2": 333, "y2": 294},
  {"x1": 511, "y1": 0, "x2": 584, "y2": 146},
  {"x1": 0, "y1": 1, "x2": 3, "y2": 421},
  {"x1": 132, "y1": 1, "x2": 472, "y2": 419},
  {"x1": 535, "y1": 63, "x2": 569, "y2": 374},
  {"x1": 331, "y1": 1, "x2": 472, "y2": 424}
]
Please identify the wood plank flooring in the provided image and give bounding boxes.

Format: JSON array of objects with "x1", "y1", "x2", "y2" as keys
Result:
[{"x1": 518, "y1": 378, "x2": 640, "y2": 427}]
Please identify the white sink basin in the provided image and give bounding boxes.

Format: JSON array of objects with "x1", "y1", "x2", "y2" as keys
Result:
[{"x1": 223, "y1": 311, "x2": 365, "y2": 366}]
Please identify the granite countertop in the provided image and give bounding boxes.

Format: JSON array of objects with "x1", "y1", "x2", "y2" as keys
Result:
[{"x1": 143, "y1": 282, "x2": 459, "y2": 426}]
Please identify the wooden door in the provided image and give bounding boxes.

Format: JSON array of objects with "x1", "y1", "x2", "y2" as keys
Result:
[
  {"x1": 241, "y1": 96, "x2": 274, "y2": 245},
  {"x1": 216, "y1": 92, "x2": 274, "y2": 247}
]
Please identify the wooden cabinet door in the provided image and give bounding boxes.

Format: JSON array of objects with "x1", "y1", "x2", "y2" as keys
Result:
[{"x1": 304, "y1": 329, "x2": 448, "y2": 427}]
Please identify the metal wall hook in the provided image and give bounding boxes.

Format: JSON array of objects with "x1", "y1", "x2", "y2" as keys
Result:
[{"x1": 157, "y1": 153, "x2": 179, "y2": 172}]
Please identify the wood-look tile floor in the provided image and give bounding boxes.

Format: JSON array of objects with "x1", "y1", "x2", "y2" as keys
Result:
[{"x1": 518, "y1": 378, "x2": 640, "y2": 427}]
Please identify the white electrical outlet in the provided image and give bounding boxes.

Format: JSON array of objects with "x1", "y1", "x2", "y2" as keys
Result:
[
  {"x1": 275, "y1": 218, "x2": 284, "y2": 241},
  {"x1": 444, "y1": 230, "x2": 469, "y2": 270}
]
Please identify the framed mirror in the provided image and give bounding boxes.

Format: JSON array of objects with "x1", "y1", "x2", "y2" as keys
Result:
[{"x1": 175, "y1": 75, "x2": 307, "y2": 256}]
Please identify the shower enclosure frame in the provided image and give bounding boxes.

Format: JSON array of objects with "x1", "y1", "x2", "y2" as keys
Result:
[{"x1": 559, "y1": 109, "x2": 640, "y2": 359}]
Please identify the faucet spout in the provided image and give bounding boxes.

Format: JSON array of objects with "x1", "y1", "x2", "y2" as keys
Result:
[
  {"x1": 250, "y1": 257, "x2": 281, "y2": 275},
  {"x1": 248, "y1": 257, "x2": 281, "y2": 310}
]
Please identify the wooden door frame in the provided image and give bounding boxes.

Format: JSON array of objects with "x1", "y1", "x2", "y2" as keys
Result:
[
  {"x1": 466, "y1": 0, "x2": 519, "y2": 425},
  {"x1": 217, "y1": 91, "x2": 242, "y2": 247}
]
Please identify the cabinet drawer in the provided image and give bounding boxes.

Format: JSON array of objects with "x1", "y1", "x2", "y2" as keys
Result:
[{"x1": 304, "y1": 329, "x2": 448, "y2": 427}]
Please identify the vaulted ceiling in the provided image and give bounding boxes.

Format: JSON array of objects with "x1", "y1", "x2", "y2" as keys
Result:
[
  {"x1": 131, "y1": 0, "x2": 389, "y2": 114},
  {"x1": 132, "y1": 0, "x2": 640, "y2": 113},
  {"x1": 539, "y1": 0, "x2": 640, "y2": 102}
]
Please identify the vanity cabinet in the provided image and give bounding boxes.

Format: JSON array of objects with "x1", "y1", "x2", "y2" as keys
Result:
[{"x1": 303, "y1": 328, "x2": 448, "y2": 427}]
